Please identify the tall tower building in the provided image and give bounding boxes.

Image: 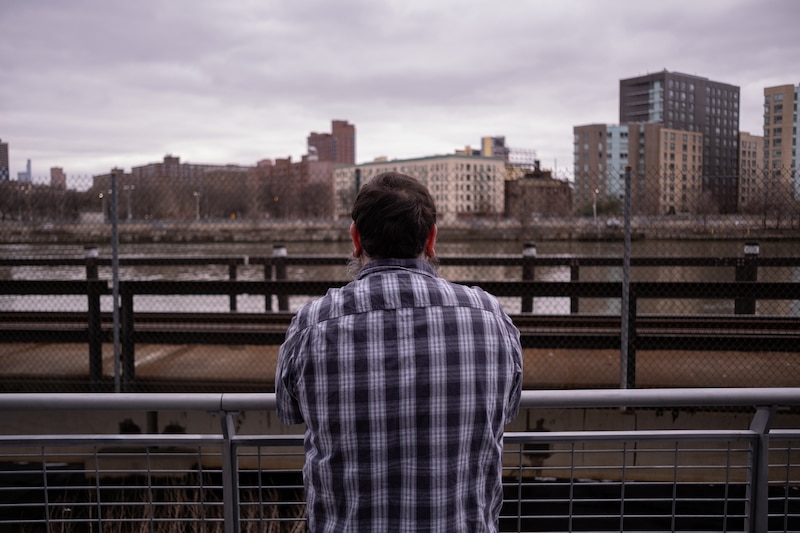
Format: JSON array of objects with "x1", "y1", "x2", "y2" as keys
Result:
[
  {"x1": 0, "y1": 139, "x2": 8, "y2": 182},
  {"x1": 763, "y1": 84, "x2": 799, "y2": 200},
  {"x1": 18, "y1": 159, "x2": 32, "y2": 183},
  {"x1": 307, "y1": 120, "x2": 356, "y2": 165},
  {"x1": 620, "y1": 70, "x2": 740, "y2": 213}
]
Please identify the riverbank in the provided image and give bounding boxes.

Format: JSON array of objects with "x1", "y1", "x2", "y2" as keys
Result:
[{"x1": 1, "y1": 215, "x2": 798, "y2": 245}]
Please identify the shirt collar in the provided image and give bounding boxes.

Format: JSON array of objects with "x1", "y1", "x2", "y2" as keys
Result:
[{"x1": 356, "y1": 257, "x2": 438, "y2": 280}]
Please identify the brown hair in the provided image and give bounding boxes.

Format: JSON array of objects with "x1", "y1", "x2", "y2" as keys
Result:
[{"x1": 350, "y1": 172, "x2": 437, "y2": 259}]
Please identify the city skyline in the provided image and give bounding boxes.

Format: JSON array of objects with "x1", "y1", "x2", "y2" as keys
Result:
[{"x1": 1, "y1": 0, "x2": 797, "y2": 183}]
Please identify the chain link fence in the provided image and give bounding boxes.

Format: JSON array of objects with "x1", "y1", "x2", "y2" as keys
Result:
[{"x1": 1, "y1": 166, "x2": 799, "y2": 393}]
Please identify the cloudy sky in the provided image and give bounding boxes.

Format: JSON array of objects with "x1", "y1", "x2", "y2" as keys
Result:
[{"x1": 2, "y1": 0, "x2": 797, "y2": 188}]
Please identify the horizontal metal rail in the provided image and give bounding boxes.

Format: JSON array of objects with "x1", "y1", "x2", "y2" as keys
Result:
[
  {"x1": 3, "y1": 254, "x2": 799, "y2": 269},
  {"x1": 3, "y1": 387, "x2": 800, "y2": 412},
  {"x1": 1, "y1": 388, "x2": 799, "y2": 532},
  {"x1": 2, "y1": 277, "x2": 799, "y2": 391}
]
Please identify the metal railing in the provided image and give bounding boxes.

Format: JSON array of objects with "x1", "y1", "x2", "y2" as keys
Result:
[{"x1": 1, "y1": 388, "x2": 800, "y2": 532}]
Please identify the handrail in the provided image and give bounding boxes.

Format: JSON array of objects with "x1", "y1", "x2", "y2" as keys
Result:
[
  {"x1": 2, "y1": 388, "x2": 799, "y2": 412},
  {"x1": 3, "y1": 254, "x2": 798, "y2": 268},
  {"x1": 1, "y1": 388, "x2": 798, "y2": 532}
]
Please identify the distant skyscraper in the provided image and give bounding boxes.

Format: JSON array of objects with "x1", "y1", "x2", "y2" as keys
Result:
[
  {"x1": 0, "y1": 139, "x2": 8, "y2": 182},
  {"x1": 620, "y1": 70, "x2": 740, "y2": 213},
  {"x1": 307, "y1": 120, "x2": 356, "y2": 165},
  {"x1": 18, "y1": 159, "x2": 32, "y2": 183},
  {"x1": 763, "y1": 84, "x2": 799, "y2": 199}
]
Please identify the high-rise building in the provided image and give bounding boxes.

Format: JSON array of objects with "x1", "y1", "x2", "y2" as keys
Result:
[
  {"x1": 18, "y1": 159, "x2": 32, "y2": 183},
  {"x1": 573, "y1": 122, "x2": 703, "y2": 216},
  {"x1": 620, "y1": 70, "x2": 740, "y2": 213},
  {"x1": 307, "y1": 120, "x2": 356, "y2": 165},
  {"x1": 0, "y1": 139, "x2": 9, "y2": 182},
  {"x1": 763, "y1": 84, "x2": 799, "y2": 200},
  {"x1": 738, "y1": 132, "x2": 764, "y2": 212}
]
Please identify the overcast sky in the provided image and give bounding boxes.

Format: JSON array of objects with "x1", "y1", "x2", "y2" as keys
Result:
[{"x1": 2, "y1": 0, "x2": 798, "y2": 187}]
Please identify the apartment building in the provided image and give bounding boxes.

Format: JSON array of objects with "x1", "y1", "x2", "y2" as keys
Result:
[
  {"x1": 620, "y1": 70, "x2": 740, "y2": 213},
  {"x1": 573, "y1": 123, "x2": 703, "y2": 215},
  {"x1": 505, "y1": 164, "x2": 573, "y2": 220},
  {"x1": 738, "y1": 132, "x2": 764, "y2": 211},
  {"x1": 333, "y1": 154, "x2": 506, "y2": 221},
  {"x1": 50, "y1": 167, "x2": 67, "y2": 189},
  {"x1": 763, "y1": 84, "x2": 799, "y2": 200},
  {"x1": 307, "y1": 120, "x2": 356, "y2": 165},
  {"x1": 0, "y1": 139, "x2": 8, "y2": 182}
]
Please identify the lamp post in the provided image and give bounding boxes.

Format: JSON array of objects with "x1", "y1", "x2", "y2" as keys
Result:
[
  {"x1": 593, "y1": 188, "x2": 599, "y2": 232},
  {"x1": 18, "y1": 186, "x2": 24, "y2": 222},
  {"x1": 99, "y1": 189, "x2": 112, "y2": 222},
  {"x1": 193, "y1": 191, "x2": 200, "y2": 221},
  {"x1": 123, "y1": 184, "x2": 135, "y2": 221}
]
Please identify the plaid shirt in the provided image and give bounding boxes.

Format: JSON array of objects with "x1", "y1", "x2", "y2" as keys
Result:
[{"x1": 276, "y1": 258, "x2": 522, "y2": 532}]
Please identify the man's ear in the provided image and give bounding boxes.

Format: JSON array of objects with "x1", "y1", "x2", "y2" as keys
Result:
[
  {"x1": 350, "y1": 222, "x2": 363, "y2": 258},
  {"x1": 424, "y1": 224, "x2": 437, "y2": 258}
]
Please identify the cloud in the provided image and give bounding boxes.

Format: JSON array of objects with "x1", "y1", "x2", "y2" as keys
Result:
[{"x1": 1, "y1": 0, "x2": 797, "y2": 182}]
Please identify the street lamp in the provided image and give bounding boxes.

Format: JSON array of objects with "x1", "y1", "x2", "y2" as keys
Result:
[
  {"x1": 123, "y1": 184, "x2": 135, "y2": 221},
  {"x1": 18, "y1": 186, "x2": 25, "y2": 222},
  {"x1": 98, "y1": 189, "x2": 112, "y2": 222},
  {"x1": 593, "y1": 188, "x2": 599, "y2": 231},
  {"x1": 193, "y1": 191, "x2": 200, "y2": 221}
]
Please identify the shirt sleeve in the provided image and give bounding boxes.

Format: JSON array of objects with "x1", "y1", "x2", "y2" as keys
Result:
[
  {"x1": 275, "y1": 320, "x2": 306, "y2": 425},
  {"x1": 504, "y1": 315, "x2": 523, "y2": 425}
]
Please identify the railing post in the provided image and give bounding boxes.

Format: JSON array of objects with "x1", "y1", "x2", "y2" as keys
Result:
[
  {"x1": 746, "y1": 405, "x2": 776, "y2": 533},
  {"x1": 521, "y1": 243, "x2": 536, "y2": 313},
  {"x1": 621, "y1": 286, "x2": 636, "y2": 389},
  {"x1": 735, "y1": 242, "x2": 759, "y2": 315},
  {"x1": 221, "y1": 411, "x2": 241, "y2": 533},
  {"x1": 570, "y1": 259, "x2": 580, "y2": 314},
  {"x1": 263, "y1": 255, "x2": 274, "y2": 312},
  {"x1": 228, "y1": 259, "x2": 238, "y2": 312},
  {"x1": 273, "y1": 244, "x2": 289, "y2": 312},
  {"x1": 621, "y1": 166, "x2": 634, "y2": 389},
  {"x1": 85, "y1": 246, "x2": 103, "y2": 391},
  {"x1": 120, "y1": 282, "x2": 135, "y2": 392}
]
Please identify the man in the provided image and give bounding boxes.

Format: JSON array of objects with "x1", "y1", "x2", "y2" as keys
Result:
[{"x1": 276, "y1": 171, "x2": 522, "y2": 532}]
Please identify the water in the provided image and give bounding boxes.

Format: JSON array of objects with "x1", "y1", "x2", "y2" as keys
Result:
[{"x1": 2, "y1": 239, "x2": 799, "y2": 316}]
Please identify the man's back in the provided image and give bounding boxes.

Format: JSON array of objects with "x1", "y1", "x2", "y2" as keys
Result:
[{"x1": 277, "y1": 258, "x2": 522, "y2": 532}]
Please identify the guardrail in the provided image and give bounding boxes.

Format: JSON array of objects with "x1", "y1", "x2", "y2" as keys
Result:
[
  {"x1": 2, "y1": 278, "x2": 800, "y2": 391},
  {"x1": 3, "y1": 247, "x2": 800, "y2": 391},
  {"x1": 1, "y1": 244, "x2": 789, "y2": 307},
  {"x1": 1, "y1": 388, "x2": 799, "y2": 532}
]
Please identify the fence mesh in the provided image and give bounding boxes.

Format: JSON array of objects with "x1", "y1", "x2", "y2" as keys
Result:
[{"x1": 1, "y1": 167, "x2": 799, "y2": 393}]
